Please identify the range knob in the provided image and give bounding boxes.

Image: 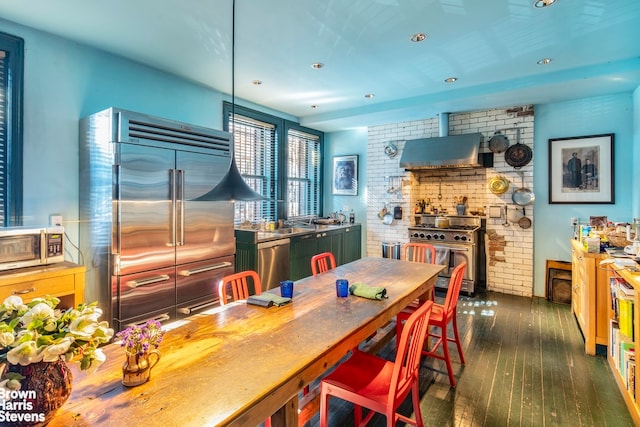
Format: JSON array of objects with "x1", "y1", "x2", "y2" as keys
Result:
[
  {"x1": 419, "y1": 232, "x2": 426, "y2": 238},
  {"x1": 439, "y1": 234, "x2": 445, "y2": 240},
  {"x1": 460, "y1": 235, "x2": 468, "y2": 241},
  {"x1": 425, "y1": 234, "x2": 431, "y2": 240},
  {"x1": 454, "y1": 235, "x2": 460, "y2": 241}
]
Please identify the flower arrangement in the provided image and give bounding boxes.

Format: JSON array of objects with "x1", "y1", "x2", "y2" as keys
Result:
[
  {"x1": 115, "y1": 320, "x2": 165, "y2": 356},
  {"x1": 0, "y1": 295, "x2": 114, "y2": 389}
]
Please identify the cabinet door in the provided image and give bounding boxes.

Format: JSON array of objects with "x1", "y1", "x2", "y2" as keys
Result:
[
  {"x1": 290, "y1": 234, "x2": 318, "y2": 280},
  {"x1": 571, "y1": 248, "x2": 583, "y2": 321},
  {"x1": 317, "y1": 230, "x2": 343, "y2": 265},
  {"x1": 342, "y1": 226, "x2": 361, "y2": 265}
]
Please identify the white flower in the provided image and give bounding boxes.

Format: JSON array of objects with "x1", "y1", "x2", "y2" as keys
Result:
[
  {"x1": 20, "y1": 303, "x2": 55, "y2": 326},
  {"x1": 84, "y1": 348, "x2": 106, "y2": 374},
  {"x1": 2, "y1": 296, "x2": 27, "y2": 312},
  {"x1": 68, "y1": 313, "x2": 102, "y2": 339},
  {"x1": 0, "y1": 332, "x2": 15, "y2": 347},
  {"x1": 41, "y1": 337, "x2": 74, "y2": 362},
  {"x1": 6, "y1": 341, "x2": 44, "y2": 366}
]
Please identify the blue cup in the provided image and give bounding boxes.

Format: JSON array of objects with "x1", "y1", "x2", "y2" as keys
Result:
[
  {"x1": 336, "y1": 279, "x2": 349, "y2": 298},
  {"x1": 280, "y1": 280, "x2": 294, "y2": 298}
]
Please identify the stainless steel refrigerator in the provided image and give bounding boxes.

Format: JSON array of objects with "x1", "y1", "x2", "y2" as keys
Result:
[{"x1": 79, "y1": 108, "x2": 235, "y2": 330}]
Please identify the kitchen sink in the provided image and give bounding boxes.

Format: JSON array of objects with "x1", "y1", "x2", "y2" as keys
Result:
[{"x1": 273, "y1": 227, "x2": 314, "y2": 234}]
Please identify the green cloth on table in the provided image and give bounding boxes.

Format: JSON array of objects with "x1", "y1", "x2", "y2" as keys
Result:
[
  {"x1": 348, "y1": 283, "x2": 388, "y2": 300},
  {"x1": 247, "y1": 293, "x2": 292, "y2": 308}
]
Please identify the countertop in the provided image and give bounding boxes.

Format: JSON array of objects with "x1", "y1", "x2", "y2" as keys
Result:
[{"x1": 235, "y1": 223, "x2": 360, "y2": 243}]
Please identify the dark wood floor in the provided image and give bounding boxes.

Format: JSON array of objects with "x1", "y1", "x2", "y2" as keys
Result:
[{"x1": 305, "y1": 290, "x2": 635, "y2": 426}]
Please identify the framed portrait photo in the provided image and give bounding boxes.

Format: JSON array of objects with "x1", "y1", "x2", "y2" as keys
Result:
[
  {"x1": 549, "y1": 133, "x2": 614, "y2": 204},
  {"x1": 332, "y1": 155, "x2": 358, "y2": 196}
]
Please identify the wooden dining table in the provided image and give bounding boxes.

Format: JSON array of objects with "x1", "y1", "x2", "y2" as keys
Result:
[{"x1": 49, "y1": 257, "x2": 443, "y2": 427}]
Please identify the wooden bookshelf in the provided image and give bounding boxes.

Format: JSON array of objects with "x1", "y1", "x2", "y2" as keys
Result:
[{"x1": 607, "y1": 265, "x2": 640, "y2": 425}]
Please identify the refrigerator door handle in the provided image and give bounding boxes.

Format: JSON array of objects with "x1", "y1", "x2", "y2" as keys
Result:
[
  {"x1": 126, "y1": 274, "x2": 171, "y2": 289},
  {"x1": 177, "y1": 300, "x2": 218, "y2": 315},
  {"x1": 169, "y1": 169, "x2": 177, "y2": 247},
  {"x1": 176, "y1": 169, "x2": 185, "y2": 246},
  {"x1": 177, "y1": 261, "x2": 233, "y2": 276},
  {"x1": 113, "y1": 164, "x2": 121, "y2": 255}
]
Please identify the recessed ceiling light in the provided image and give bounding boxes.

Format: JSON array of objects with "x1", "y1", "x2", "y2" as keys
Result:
[
  {"x1": 533, "y1": 0, "x2": 557, "y2": 8},
  {"x1": 537, "y1": 58, "x2": 552, "y2": 65},
  {"x1": 252, "y1": 80, "x2": 262, "y2": 85},
  {"x1": 444, "y1": 77, "x2": 458, "y2": 83},
  {"x1": 410, "y1": 33, "x2": 427, "y2": 43},
  {"x1": 364, "y1": 93, "x2": 375, "y2": 98},
  {"x1": 311, "y1": 63, "x2": 324, "y2": 69},
  {"x1": 310, "y1": 105, "x2": 319, "y2": 109}
]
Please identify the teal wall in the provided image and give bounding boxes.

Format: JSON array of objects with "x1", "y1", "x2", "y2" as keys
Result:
[
  {"x1": 323, "y1": 129, "x2": 368, "y2": 251},
  {"x1": 532, "y1": 93, "x2": 636, "y2": 295}
]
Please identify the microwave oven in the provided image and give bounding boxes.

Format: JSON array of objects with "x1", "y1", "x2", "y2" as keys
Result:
[{"x1": 0, "y1": 226, "x2": 65, "y2": 271}]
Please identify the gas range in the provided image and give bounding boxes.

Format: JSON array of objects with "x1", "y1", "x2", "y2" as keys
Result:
[
  {"x1": 408, "y1": 227, "x2": 477, "y2": 243},
  {"x1": 408, "y1": 216, "x2": 480, "y2": 244}
]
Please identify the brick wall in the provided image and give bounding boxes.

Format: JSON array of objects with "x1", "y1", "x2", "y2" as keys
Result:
[{"x1": 367, "y1": 106, "x2": 535, "y2": 297}]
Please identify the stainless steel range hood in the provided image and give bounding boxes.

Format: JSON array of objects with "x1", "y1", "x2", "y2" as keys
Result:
[
  {"x1": 399, "y1": 133, "x2": 490, "y2": 170},
  {"x1": 399, "y1": 113, "x2": 492, "y2": 170}
]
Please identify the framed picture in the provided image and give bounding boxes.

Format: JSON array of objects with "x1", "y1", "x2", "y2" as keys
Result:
[
  {"x1": 549, "y1": 134, "x2": 614, "y2": 204},
  {"x1": 332, "y1": 155, "x2": 358, "y2": 195}
]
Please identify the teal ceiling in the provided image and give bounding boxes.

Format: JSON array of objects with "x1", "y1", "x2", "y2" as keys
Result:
[{"x1": 0, "y1": 0, "x2": 638, "y2": 131}]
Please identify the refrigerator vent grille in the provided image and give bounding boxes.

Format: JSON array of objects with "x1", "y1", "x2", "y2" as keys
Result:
[{"x1": 126, "y1": 119, "x2": 231, "y2": 155}]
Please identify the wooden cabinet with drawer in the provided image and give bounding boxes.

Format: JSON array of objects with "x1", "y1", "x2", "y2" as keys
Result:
[
  {"x1": 0, "y1": 262, "x2": 85, "y2": 308},
  {"x1": 571, "y1": 239, "x2": 609, "y2": 355}
]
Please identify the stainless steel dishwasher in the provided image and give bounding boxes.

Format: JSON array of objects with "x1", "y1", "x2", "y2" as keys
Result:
[{"x1": 257, "y1": 238, "x2": 291, "y2": 290}]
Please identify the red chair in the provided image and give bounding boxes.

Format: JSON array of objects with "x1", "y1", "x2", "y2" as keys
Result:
[
  {"x1": 404, "y1": 242, "x2": 436, "y2": 264},
  {"x1": 311, "y1": 252, "x2": 337, "y2": 275},
  {"x1": 319, "y1": 300, "x2": 434, "y2": 427},
  {"x1": 218, "y1": 270, "x2": 263, "y2": 305},
  {"x1": 396, "y1": 262, "x2": 467, "y2": 387},
  {"x1": 395, "y1": 242, "x2": 437, "y2": 339}
]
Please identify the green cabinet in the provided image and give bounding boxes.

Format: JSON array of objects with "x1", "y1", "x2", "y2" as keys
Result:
[
  {"x1": 290, "y1": 233, "x2": 318, "y2": 280},
  {"x1": 289, "y1": 225, "x2": 361, "y2": 280},
  {"x1": 237, "y1": 225, "x2": 362, "y2": 282},
  {"x1": 342, "y1": 225, "x2": 361, "y2": 264}
]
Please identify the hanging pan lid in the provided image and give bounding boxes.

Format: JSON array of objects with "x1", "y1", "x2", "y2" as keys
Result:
[
  {"x1": 488, "y1": 131, "x2": 510, "y2": 153},
  {"x1": 488, "y1": 175, "x2": 510, "y2": 195},
  {"x1": 504, "y1": 128, "x2": 532, "y2": 168}
]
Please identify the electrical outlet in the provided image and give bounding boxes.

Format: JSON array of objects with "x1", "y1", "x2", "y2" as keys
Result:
[
  {"x1": 570, "y1": 217, "x2": 578, "y2": 226},
  {"x1": 50, "y1": 215, "x2": 63, "y2": 227}
]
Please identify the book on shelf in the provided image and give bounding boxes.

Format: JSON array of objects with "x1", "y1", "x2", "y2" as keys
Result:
[
  {"x1": 620, "y1": 342, "x2": 635, "y2": 381},
  {"x1": 629, "y1": 358, "x2": 636, "y2": 399},
  {"x1": 618, "y1": 296, "x2": 635, "y2": 340},
  {"x1": 611, "y1": 319, "x2": 620, "y2": 361},
  {"x1": 619, "y1": 278, "x2": 635, "y2": 297}
]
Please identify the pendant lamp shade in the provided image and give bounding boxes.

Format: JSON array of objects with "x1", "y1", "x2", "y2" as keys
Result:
[
  {"x1": 193, "y1": 156, "x2": 265, "y2": 202},
  {"x1": 193, "y1": 0, "x2": 265, "y2": 202}
]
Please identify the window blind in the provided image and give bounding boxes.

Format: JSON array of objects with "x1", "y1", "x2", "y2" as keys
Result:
[
  {"x1": 230, "y1": 114, "x2": 277, "y2": 224},
  {"x1": 0, "y1": 49, "x2": 7, "y2": 225},
  {"x1": 287, "y1": 130, "x2": 320, "y2": 218}
]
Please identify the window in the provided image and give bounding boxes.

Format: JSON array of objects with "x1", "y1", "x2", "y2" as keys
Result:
[
  {"x1": 286, "y1": 129, "x2": 320, "y2": 217},
  {"x1": 223, "y1": 102, "x2": 323, "y2": 223},
  {"x1": 0, "y1": 32, "x2": 24, "y2": 227}
]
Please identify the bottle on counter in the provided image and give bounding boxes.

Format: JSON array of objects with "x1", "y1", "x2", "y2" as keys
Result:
[{"x1": 349, "y1": 209, "x2": 355, "y2": 224}]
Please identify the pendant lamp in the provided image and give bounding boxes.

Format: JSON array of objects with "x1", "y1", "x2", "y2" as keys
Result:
[{"x1": 194, "y1": 0, "x2": 265, "y2": 202}]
